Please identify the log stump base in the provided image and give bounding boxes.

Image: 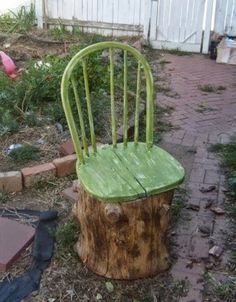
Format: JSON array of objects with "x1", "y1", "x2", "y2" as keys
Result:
[{"x1": 73, "y1": 186, "x2": 174, "y2": 279}]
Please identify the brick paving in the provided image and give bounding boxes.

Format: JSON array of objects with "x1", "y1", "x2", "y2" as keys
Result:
[{"x1": 155, "y1": 54, "x2": 236, "y2": 301}]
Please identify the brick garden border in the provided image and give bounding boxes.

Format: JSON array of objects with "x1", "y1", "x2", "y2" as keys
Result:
[{"x1": 0, "y1": 101, "x2": 146, "y2": 193}]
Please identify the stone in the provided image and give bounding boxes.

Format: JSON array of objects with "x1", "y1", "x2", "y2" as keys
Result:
[
  {"x1": 62, "y1": 186, "x2": 79, "y2": 202},
  {"x1": 72, "y1": 179, "x2": 80, "y2": 192},
  {"x1": 0, "y1": 217, "x2": 35, "y2": 271},
  {"x1": 199, "y1": 225, "x2": 211, "y2": 236},
  {"x1": 0, "y1": 171, "x2": 22, "y2": 192},
  {"x1": 209, "y1": 245, "x2": 223, "y2": 258},
  {"x1": 21, "y1": 163, "x2": 56, "y2": 188},
  {"x1": 53, "y1": 154, "x2": 77, "y2": 177}
]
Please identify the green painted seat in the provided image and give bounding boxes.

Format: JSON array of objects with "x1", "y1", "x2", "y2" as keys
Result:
[{"x1": 61, "y1": 42, "x2": 185, "y2": 203}]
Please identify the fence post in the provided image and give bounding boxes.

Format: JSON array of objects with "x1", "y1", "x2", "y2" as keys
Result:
[{"x1": 202, "y1": 0, "x2": 214, "y2": 54}]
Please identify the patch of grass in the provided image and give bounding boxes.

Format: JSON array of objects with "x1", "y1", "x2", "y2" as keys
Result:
[
  {"x1": 198, "y1": 84, "x2": 226, "y2": 93},
  {"x1": 7, "y1": 144, "x2": 40, "y2": 164},
  {"x1": 156, "y1": 85, "x2": 171, "y2": 93},
  {"x1": 0, "y1": 4, "x2": 35, "y2": 33},
  {"x1": 0, "y1": 192, "x2": 9, "y2": 204},
  {"x1": 173, "y1": 280, "x2": 189, "y2": 297},
  {"x1": 171, "y1": 187, "x2": 187, "y2": 224},
  {"x1": 164, "y1": 48, "x2": 192, "y2": 56},
  {"x1": 55, "y1": 219, "x2": 79, "y2": 251},
  {"x1": 159, "y1": 60, "x2": 171, "y2": 70},
  {"x1": 195, "y1": 103, "x2": 218, "y2": 113},
  {"x1": 209, "y1": 142, "x2": 236, "y2": 170},
  {"x1": 215, "y1": 281, "x2": 236, "y2": 300}
]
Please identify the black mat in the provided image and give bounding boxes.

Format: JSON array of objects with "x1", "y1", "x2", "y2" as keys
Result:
[{"x1": 0, "y1": 208, "x2": 58, "y2": 302}]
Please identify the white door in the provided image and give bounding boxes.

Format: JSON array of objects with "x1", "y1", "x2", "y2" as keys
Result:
[{"x1": 148, "y1": 0, "x2": 207, "y2": 52}]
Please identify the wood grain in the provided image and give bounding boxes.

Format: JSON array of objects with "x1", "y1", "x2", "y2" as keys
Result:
[{"x1": 74, "y1": 185, "x2": 174, "y2": 279}]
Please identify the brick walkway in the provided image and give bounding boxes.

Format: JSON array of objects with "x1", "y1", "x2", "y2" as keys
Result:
[{"x1": 155, "y1": 54, "x2": 236, "y2": 301}]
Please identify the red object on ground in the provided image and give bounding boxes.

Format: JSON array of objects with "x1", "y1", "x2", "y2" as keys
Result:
[
  {"x1": 0, "y1": 51, "x2": 17, "y2": 78},
  {"x1": 0, "y1": 217, "x2": 35, "y2": 271}
]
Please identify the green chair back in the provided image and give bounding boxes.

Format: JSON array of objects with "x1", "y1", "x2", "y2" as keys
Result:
[{"x1": 61, "y1": 41, "x2": 154, "y2": 164}]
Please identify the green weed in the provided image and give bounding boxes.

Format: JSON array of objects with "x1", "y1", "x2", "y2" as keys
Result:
[
  {"x1": 7, "y1": 144, "x2": 40, "y2": 163},
  {"x1": 173, "y1": 280, "x2": 189, "y2": 297},
  {"x1": 171, "y1": 187, "x2": 187, "y2": 224},
  {"x1": 0, "y1": 192, "x2": 9, "y2": 204},
  {"x1": 164, "y1": 48, "x2": 192, "y2": 56},
  {"x1": 198, "y1": 84, "x2": 226, "y2": 93},
  {"x1": 0, "y1": 4, "x2": 35, "y2": 33},
  {"x1": 55, "y1": 219, "x2": 79, "y2": 250}
]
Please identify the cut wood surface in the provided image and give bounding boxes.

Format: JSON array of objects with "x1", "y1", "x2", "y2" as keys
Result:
[{"x1": 74, "y1": 186, "x2": 174, "y2": 279}]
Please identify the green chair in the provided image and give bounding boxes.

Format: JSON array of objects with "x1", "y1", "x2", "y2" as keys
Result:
[
  {"x1": 61, "y1": 41, "x2": 184, "y2": 203},
  {"x1": 61, "y1": 41, "x2": 185, "y2": 279}
]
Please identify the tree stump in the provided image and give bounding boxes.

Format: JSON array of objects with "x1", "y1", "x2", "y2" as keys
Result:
[{"x1": 73, "y1": 185, "x2": 174, "y2": 279}]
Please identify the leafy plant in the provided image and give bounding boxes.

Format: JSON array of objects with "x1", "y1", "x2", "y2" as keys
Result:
[
  {"x1": 7, "y1": 144, "x2": 40, "y2": 163},
  {"x1": 0, "y1": 192, "x2": 9, "y2": 204},
  {"x1": 55, "y1": 219, "x2": 79, "y2": 250}
]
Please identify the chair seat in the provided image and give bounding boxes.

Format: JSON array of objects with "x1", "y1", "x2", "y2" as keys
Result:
[{"x1": 76, "y1": 142, "x2": 185, "y2": 202}]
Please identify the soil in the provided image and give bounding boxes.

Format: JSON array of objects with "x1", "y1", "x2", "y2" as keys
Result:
[{"x1": 0, "y1": 124, "x2": 67, "y2": 172}]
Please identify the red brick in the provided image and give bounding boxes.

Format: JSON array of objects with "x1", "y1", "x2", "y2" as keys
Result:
[
  {"x1": 62, "y1": 186, "x2": 79, "y2": 202},
  {"x1": 21, "y1": 163, "x2": 56, "y2": 188},
  {"x1": 0, "y1": 217, "x2": 35, "y2": 271},
  {"x1": 60, "y1": 139, "x2": 75, "y2": 156},
  {"x1": 53, "y1": 154, "x2": 77, "y2": 177},
  {"x1": 0, "y1": 171, "x2": 22, "y2": 192}
]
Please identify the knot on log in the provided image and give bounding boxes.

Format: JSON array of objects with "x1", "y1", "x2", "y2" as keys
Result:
[{"x1": 104, "y1": 204, "x2": 123, "y2": 223}]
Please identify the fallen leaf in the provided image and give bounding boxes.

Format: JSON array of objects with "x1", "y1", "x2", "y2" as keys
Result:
[
  {"x1": 200, "y1": 185, "x2": 216, "y2": 193},
  {"x1": 186, "y1": 203, "x2": 200, "y2": 211},
  {"x1": 210, "y1": 206, "x2": 225, "y2": 215},
  {"x1": 96, "y1": 293, "x2": 103, "y2": 300},
  {"x1": 105, "y1": 281, "x2": 114, "y2": 293}
]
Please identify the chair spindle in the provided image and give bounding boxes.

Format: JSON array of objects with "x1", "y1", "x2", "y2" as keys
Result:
[
  {"x1": 109, "y1": 48, "x2": 117, "y2": 147},
  {"x1": 71, "y1": 76, "x2": 89, "y2": 156},
  {"x1": 123, "y1": 50, "x2": 128, "y2": 147},
  {"x1": 134, "y1": 61, "x2": 141, "y2": 144},
  {"x1": 82, "y1": 59, "x2": 97, "y2": 153}
]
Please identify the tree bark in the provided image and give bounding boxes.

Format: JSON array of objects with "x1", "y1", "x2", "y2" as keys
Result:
[{"x1": 74, "y1": 185, "x2": 174, "y2": 279}]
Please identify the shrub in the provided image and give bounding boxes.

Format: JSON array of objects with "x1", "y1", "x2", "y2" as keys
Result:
[{"x1": 7, "y1": 144, "x2": 40, "y2": 163}]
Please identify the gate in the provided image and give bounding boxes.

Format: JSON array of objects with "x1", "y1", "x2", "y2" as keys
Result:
[
  {"x1": 148, "y1": 0, "x2": 212, "y2": 53},
  {"x1": 214, "y1": 0, "x2": 236, "y2": 36}
]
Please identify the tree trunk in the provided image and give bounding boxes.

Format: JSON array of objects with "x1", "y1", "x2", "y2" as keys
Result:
[{"x1": 73, "y1": 185, "x2": 174, "y2": 279}]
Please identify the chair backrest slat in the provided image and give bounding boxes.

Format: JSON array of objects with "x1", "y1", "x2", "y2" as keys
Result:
[
  {"x1": 82, "y1": 59, "x2": 97, "y2": 153},
  {"x1": 61, "y1": 41, "x2": 154, "y2": 164},
  {"x1": 109, "y1": 48, "x2": 117, "y2": 147},
  {"x1": 71, "y1": 75, "x2": 89, "y2": 155},
  {"x1": 123, "y1": 50, "x2": 128, "y2": 147},
  {"x1": 134, "y1": 61, "x2": 141, "y2": 144},
  {"x1": 61, "y1": 74, "x2": 85, "y2": 162}
]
